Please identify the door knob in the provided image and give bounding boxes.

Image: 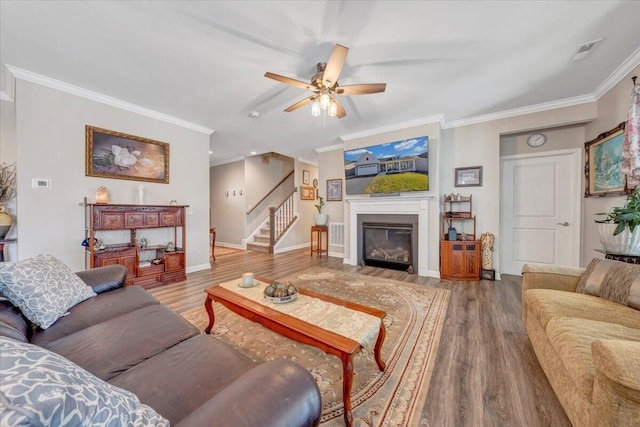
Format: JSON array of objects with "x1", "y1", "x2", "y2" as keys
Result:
[{"x1": 557, "y1": 222, "x2": 569, "y2": 226}]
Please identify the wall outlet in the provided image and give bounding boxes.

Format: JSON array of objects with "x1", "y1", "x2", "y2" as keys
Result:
[{"x1": 32, "y1": 178, "x2": 52, "y2": 189}]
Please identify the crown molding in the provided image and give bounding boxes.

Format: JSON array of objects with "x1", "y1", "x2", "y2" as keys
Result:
[
  {"x1": 593, "y1": 46, "x2": 640, "y2": 100},
  {"x1": 4, "y1": 65, "x2": 215, "y2": 135},
  {"x1": 442, "y1": 94, "x2": 596, "y2": 129},
  {"x1": 297, "y1": 157, "x2": 318, "y2": 167},
  {"x1": 340, "y1": 114, "x2": 444, "y2": 142},
  {"x1": 315, "y1": 142, "x2": 343, "y2": 153}
]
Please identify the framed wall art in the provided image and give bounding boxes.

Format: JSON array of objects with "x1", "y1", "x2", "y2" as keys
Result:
[
  {"x1": 300, "y1": 186, "x2": 315, "y2": 200},
  {"x1": 86, "y1": 125, "x2": 169, "y2": 183},
  {"x1": 302, "y1": 170, "x2": 310, "y2": 185},
  {"x1": 455, "y1": 166, "x2": 483, "y2": 187},
  {"x1": 584, "y1": 121, "x2": 627, "y2": 197},
  {"x1": 327, "y1": 178, "x2": 343, "y2": 201}
]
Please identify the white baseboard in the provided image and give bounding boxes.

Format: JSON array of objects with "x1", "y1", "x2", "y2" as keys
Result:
[
  {"x1": 217, "y1": 242, "x2": 246, "y2": 250},
  {"x1": 427, "y1": 270, "x2": 441, "y2": 278},
  {"x1": 274, "y1": 243, "x2": 308, "y2": 254},
  {"x1": 328, "y1": 251, "x2": 344, "y2": 258}
]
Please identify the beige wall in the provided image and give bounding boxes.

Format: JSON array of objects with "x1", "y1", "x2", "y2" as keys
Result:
[
  {"x1": 13, "y1": 80, "x2": 211, "y2": 272},
  {"x1": 317, "y1": 149, "x2": 345, "y2": 255},
  {"x1": 500, "y1": 124, "x2": 586, "y2": 157},
  {"x1": 278, "y1": 159, "x2": 318, "y2": 250},
  {"x1": 582, "y1": 64, "x2": 640, "y2": 266},
  {"x1": 210, "y1": 160, "x2": 245, "y2": 245}
]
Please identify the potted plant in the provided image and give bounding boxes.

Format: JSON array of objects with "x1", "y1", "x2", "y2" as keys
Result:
[
  {"x1": 314, "y1": 196, "x2": 328, "y2": 226},
  {"x1": 0, "y1": 163, "x2": 16, "y2": 239},
  {"x1": 595, "y1": 188, "x2": 640, "y2": 255}
]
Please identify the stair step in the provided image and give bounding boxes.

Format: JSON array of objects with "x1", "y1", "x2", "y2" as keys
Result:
[
  {"x1": 254, "y1": 234, "x2": 270, "y2": 243},
  {"x1": 246, "y1": 241, "x2": 270, "y2": 253}
]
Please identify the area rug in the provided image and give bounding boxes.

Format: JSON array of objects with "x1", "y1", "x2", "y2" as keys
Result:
[{"x1": 182, "y1": 267, "x2": 450, "y2": 426}]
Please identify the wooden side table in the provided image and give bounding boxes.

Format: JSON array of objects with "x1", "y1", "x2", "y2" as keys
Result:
[{"x1": 310, "y1": 225, "x2": 328, "y2": 257}]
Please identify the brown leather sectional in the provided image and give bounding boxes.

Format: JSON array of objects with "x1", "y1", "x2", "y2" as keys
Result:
[{"x1": 0, "y1": 265, "x2": 322, "y2": 426}]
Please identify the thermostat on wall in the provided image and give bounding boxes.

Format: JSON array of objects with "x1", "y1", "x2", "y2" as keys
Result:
[{"x1": 32, "y1": 178, "x2": 52, "y2": 189}]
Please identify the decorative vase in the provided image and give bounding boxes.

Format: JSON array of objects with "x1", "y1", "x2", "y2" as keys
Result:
[
  {"x1": 314, "y1": 214, "x2": 329, "y2": 226},
  {"x1": 0, "y1": 203, "x2": 13, "y2": 239},
  {"x1": 480, "y1": 232, "x2": 495, "y2": 270},
  {"x1": 598, "y1": 223, "x2": 640, "y2": 255}
]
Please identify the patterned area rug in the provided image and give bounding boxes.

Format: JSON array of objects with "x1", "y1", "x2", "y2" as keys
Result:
[{"x1": 182, "y1": 267, "x2": 450, "y2": 426}]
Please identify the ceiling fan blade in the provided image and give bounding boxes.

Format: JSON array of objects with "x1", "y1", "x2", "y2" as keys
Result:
[
  {"x1": 336, "y1": 83, "x2": 386, "y2": 95},
  {"x1": 265, "y1": 72, "x2": 312, "y2": 90},
  {"x1": 322, "y1": 44, "x2": 349, "y2": 88},
  {"x1": 284, "y1": 96, "x2": 316, "y2": 112},
  {"x1": 333, "y1": 97, "x2": 347, "y2": 118}
]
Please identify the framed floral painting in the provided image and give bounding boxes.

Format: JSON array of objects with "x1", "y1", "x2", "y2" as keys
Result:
[
  {"x1": 584, "y1": 121, "x2": 626, "y2": 197},
  {"x1": 86, "y1": 125, "x2": 170, "y2": 183}
]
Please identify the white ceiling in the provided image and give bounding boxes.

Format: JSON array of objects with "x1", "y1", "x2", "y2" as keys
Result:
[{"x1": 1, "y1": 1, "x2": 639, "y2": 166}]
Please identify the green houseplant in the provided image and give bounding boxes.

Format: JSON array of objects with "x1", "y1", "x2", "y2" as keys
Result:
[
  {"x1": 313, "y1": 196, "x2": 328, "y2": 226},
  {"x1": 595, "y1": 188, "x2": 640, "y2": 255}
]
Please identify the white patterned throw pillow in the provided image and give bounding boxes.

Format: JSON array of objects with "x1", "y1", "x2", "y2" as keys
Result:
[
  {"x1": 0, "y1": 254, "x2": 96, "y2": 329},
  {"x1": 0, "y1": 337, "x2": 169, "y2": 426}
]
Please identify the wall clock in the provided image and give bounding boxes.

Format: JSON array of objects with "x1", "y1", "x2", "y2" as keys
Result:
[
  {"x1": 527, "y1": 133, "x2": 547, "y2": 147},
  {"x1": 312, "y1": 178, "x2": 318, "y2": 188}
]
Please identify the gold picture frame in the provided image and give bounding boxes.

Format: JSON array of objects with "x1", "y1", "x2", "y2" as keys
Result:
[
  {"x1": 86, "y1": 125, "x2": 170, "y2": 184},
  {"x1": 584, "y1": 121, "x2": 627, "y2": 197},
  {"x1": 300, "y1": 186, "x2": 315, "y2": 200}
]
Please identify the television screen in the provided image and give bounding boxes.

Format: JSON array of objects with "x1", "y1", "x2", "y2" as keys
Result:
[{"x1": 344, "y1": 136, "x2": 428, "y2": 195}]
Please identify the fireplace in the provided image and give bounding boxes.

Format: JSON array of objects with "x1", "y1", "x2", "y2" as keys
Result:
[
  {"x1": 357, "y1": 214, "x2": 419, "y2": 273},
  {"x1": 347, "y1": 196, "x2": 431, "y2": 277}
]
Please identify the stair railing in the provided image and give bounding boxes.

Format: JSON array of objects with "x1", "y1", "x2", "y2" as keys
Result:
[
  {"x1": 246, "y1": 170, "x2": 294, "y2": 216},
  {"x1": 268, "y1": 188, "x2": 298, "y2": 246}
]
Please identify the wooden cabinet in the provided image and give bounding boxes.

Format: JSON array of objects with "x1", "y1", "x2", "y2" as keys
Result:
[
  {"x1": 440, "y1": 240, "x2": 480, "y2": 280},
  {"x1": 85, "y1": 204, "x2": 188, "y2": 289},
  {"x1": 440, "y1": 195, "x2": 480, "y2": 280}
]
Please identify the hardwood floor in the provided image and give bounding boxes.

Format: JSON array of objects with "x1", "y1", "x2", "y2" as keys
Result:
[{"x1": 149, "y1": 249, "x2": 571, "y2": 427}]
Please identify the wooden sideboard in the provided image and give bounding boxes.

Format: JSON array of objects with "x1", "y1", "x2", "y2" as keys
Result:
[{"x1": 85, "y1": 204, "x2": 188, "y2": 288}]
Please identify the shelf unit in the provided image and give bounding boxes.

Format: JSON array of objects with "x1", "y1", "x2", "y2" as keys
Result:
[
  {"x1": 84, "y1": 203, "x2": 188, "y2": 289},
  {"x1": 440, "y1": 195, "x2": 480, "y2": 280}
]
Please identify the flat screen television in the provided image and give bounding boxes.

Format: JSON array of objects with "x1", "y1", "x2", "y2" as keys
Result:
[{"x1": 344, "y1": 136, "x2": 428, "y2": 195}]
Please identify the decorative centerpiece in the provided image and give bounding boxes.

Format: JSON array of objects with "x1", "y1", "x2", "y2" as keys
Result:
[{"x1": 263, "y1": 280, "x2": 298, "y2": 303}]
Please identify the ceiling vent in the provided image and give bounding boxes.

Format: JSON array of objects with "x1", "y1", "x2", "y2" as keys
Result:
[{"x1": 572, "y1": 39, "x2": 602, "y2": 61}]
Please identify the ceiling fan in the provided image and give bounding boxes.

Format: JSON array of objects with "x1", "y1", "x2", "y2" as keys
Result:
[{"x1": 264, "y1": 44, "x2": 386, "y2": 118}]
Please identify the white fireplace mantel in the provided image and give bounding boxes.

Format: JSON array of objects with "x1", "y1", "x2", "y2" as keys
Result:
[{"x1": 346, "y1": 196, "x2": 431, "y2": 277}]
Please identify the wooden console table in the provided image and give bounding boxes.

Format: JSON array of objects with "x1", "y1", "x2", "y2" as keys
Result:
[{"x1": 204, "y1": 277, "x2": 386, "y2": 427}]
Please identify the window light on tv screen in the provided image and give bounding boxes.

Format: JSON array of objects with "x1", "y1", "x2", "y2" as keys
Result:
[{"x1": 344, "y1": 136, "x2": 428, "y2": 195}]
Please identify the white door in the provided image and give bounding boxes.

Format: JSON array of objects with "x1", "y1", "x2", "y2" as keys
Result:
[{"x1": 501, "y1": 149, "x2": 581, "y2": 275}]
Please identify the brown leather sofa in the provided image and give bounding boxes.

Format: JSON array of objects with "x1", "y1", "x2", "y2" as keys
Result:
[{"x1": 0, "y1": 265, "x2": 322, "y2": 427}]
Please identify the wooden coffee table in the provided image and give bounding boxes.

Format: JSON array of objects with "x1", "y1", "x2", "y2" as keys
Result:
[{"x1": 204, "y1": 277, "x2": 386, "y2": 427}]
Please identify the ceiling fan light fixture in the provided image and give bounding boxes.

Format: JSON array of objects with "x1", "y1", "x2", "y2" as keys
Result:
[
  {"x1": 311, "y1": 100, "x2": 321, "y2": 117},
  {"x1": 328, "y1": 99, "x2": 337, "y2": 117},
  {"x1": 319, "y1": 93, "x2": 330, "y2": 110}
]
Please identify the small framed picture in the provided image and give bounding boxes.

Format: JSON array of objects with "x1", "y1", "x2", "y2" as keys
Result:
[
  {"x1": 302, "y1": 170, "x2": 310, "y2": 185},
  {"x1": 326, "y1": 178, "x2": 343, "y2": 201},
  {"x1": 455, "y1": 166, "x2": 483, "y2": 187},
  {"x1": 300, "y1": 186, "x2": 315, "y2": 200}
]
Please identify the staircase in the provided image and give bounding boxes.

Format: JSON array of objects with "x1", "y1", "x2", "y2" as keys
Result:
[
  {"x1": 246, "y1": 224, "x2": 271, "y2": 253},
  {"x1": 246, "y1": 188, "x2": 297, "y2": 254}
]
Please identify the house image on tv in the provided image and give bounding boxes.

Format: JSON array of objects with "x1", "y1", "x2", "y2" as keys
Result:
[
  {"x1": 355, "y1": 152, "x2": 381, "y2": 176},
  {"x1": 354, "y1": 152, "x2": 419, "y2": 176}
]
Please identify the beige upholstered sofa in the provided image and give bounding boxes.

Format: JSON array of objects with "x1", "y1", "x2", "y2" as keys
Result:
[{"x1": 522, "y1": 261, "x2": 640, "y2": 426}]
